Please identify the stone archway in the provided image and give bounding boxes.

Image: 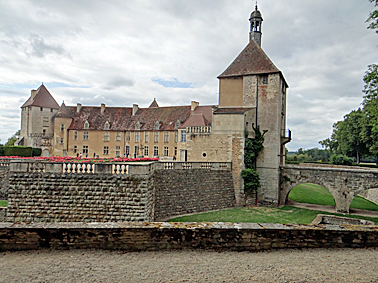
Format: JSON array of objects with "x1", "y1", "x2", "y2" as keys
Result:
[
  {"x1": 281, "y1": 165, "x2": 378, "y2": 213},
  {"x1": 285, "y1": 183, "x2": 336, "y2": 209}
]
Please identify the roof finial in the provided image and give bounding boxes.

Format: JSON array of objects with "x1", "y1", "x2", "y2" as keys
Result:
[
  {"x1": 42, "y1": 82, "x2": 44, "y2": 85},
  {"x1": 255, "y1": 0, "x2": 258, "y2": 10}
]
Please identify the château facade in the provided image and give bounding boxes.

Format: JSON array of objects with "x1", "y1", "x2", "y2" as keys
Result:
[{"x1": 17, "y1": 5, "x2": 290, "y2": 206}]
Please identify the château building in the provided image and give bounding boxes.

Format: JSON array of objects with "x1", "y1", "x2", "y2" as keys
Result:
[{"x1": 17, "y1": 5, "x2": 290, "y2": 206}]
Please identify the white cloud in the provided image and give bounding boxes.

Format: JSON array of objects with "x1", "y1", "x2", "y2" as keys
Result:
[{"x1": 0, "y1": 0, "x2": 376, "y2": 150}]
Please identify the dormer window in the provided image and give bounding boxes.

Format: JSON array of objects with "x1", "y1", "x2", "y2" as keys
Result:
[
  {"x1": 104, "y1": 121, "x2": 110, "y2": 130},
  {"x1": 175, "y1": 120, "x2": 181, "y2": 129},
  {"x1": 154, "y1": 120, "x2": 160, "y2": 130},
  {"x1": 84, "y1": 120, "x2": 89, "y2": 129},
  {"x1": 135, "y1": 121, "x2": 141, "y2": 130}
]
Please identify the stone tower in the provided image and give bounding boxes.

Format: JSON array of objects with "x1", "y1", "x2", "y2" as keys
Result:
[
  {"x1": 249, "y1": 5, "x2": 263, "y2": 46},
  {"x1": 218, "y1": 5, "x2": 290, "y2": 206}
]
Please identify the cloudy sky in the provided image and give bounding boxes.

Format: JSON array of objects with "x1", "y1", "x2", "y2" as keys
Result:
[{"x1": 0, "y1": 0, "x2": 377, "y2": 151}]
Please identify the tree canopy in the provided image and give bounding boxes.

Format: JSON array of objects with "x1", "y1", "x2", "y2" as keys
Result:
[{"x1": 367, "y1": 0, "x2": 378, "y2": 33}]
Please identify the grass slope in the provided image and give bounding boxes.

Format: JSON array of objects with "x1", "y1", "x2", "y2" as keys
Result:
[
  {"x1": 288, "y1": 183, "x2": 378, "y2": 211},
  {"x1": 168, "y1": 206, "x2": 378, "y2": 225},
  {"x1": 0, "y1": 200, "x2": 7, "y2": 207}
]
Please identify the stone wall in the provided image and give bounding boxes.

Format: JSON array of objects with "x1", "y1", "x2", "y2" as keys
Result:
[
  {"x1": 154, "y1": 169, "x2": 235, "y2": 220},
  {"x1": 0, "y1": 222, "x2": 377, "y2": 251},
  {"x1": 0, "y1": 166, "x2": 9, "y2": 200},
  {"x1": 5, "y1": 161, "x2": 235, "y2": 223},
  {"x1": 7, "y1": 172, "x2": 154, "y2": 222},
  {"x1": 281, "y1": 165, "x2": 378, "y2": 213},
  {"x1": 0, "y1": 208, "x2": 6, "y2": 222}
]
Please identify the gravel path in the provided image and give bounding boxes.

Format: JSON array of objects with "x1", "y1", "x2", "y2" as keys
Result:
[{"x1": 1, "y1": 248, "x2": 378, "y2": 282}]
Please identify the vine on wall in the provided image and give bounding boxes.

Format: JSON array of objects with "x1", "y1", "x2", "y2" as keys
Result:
[{"x1": 242, "y1": 125, "x2": 267, "y2": 199}]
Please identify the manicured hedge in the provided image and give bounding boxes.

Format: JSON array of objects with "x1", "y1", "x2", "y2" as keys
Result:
[{"x1": 0, "y1": 146, "x2": 41, "y2": 157}]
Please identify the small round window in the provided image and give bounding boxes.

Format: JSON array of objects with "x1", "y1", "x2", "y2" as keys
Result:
[{"x1": 202, "y1": 152, "x2": 207, "y2": 158}]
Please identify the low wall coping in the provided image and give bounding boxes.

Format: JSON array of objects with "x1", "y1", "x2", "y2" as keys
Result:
[
  {"x1": 282, "y1": 164, "x2": 378, "y2": 174},
  {"x1": 1, "y1": 222, "x2": 377, "y2": 231}
]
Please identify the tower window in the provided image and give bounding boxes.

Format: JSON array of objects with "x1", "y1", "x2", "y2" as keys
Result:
[{"x1": 263, "y1": 75, "x2": 268, "y2": 84}]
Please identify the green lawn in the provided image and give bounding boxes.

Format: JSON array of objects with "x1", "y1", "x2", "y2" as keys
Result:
[
  {"x1": 0, "y1": 200, "x2": 7, "y2": 207},
  {"x1": 288, "y1": 183, "x2": 378, "y2": 211},
  {"x1": 168, "y1": 206, "x2": 378, "y2": 225}
]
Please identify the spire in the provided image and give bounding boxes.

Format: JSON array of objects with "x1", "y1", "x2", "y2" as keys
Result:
[{"x1": 249, "y1": 4, "x2": 263, "y2": 46}]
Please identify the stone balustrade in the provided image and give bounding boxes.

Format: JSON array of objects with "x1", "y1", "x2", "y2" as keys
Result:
[{"x1": 8, "y1": 161, "x2": 231, "y2": 175}]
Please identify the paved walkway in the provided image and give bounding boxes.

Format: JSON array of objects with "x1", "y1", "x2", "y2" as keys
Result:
[{"x1": 1, "y1": 248, "x2": 378, "y2": 282}]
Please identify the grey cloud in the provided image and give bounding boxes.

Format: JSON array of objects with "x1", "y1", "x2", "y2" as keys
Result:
[
  {"x1": 27, "y1": 34, "x2": 69, "y2": 58},
  {"x1": 105, "y1": 77, "x2": 134, "y2": 90}
]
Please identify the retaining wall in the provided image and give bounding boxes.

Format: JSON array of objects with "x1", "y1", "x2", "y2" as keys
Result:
[
  {"x1": 154, "y1": 169, "x2": 235, "y2": 220},
  {"x1": 7, "y1": 173, "x2": 154, "y2": 223},
  {"x1": 0, "y1": 166, "x2": 9, "y2": 200},
  {"x1": 0, "y1": 222, "x2": 377, "y2": 251},
  {"x1": 5, "y1": 161, "x2": 235, "y2": 222}
]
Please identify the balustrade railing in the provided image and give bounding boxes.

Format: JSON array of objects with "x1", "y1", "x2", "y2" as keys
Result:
[
  {"x1": 9, "y1": 161, "x2": 231, "y2": 175},
  {"x1": 187, "y1": 126, "x2": 211, "y2": 134}
]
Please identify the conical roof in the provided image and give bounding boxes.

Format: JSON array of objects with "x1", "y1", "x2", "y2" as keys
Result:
[{"x1": 218, "y1": 40, "x2": 280, "y2": 78}]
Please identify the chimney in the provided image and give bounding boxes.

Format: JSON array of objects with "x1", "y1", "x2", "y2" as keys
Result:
[
  {"x1": 132, "y1": 104, "x2": 139, "y2": 116},
  {"x1": 101, "y1": 103, "x2": 106, "y2": 114},
  {"x1": 31, "y1": 90, "x2": 37, "y2": 100},
  {"x1": 191, "y1": 101, "x2": 199, "y2": 112},
  {"x1": 77, "y1": 103, "x2": 82, "y2": 113}
]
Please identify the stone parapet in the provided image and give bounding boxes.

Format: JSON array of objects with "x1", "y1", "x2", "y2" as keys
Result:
[{"x1": 0, "y1": 222, "x2": 377, "y2": 251}]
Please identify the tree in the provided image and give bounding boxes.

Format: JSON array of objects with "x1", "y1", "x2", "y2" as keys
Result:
[
  {"x1": 362, "y1": 64, "x2": 378, "y2": 161},
  {"x1": 319, "y1": 138, "x2": 337, "y2": 154},
  {"x1": 5, "y1": 130, "x2": 20, "y2": 147},
  {"x1": 367, "y1": 0, "x2": 378, "y2": 33}
]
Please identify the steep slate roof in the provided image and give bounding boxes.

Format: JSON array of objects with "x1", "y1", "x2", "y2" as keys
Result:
[
  {"x1": 21, "y1": 84, "x2": 60, "y2": 109},
  {"x1": 218, "y1": 40, "x2": 280, "y2": 78}
]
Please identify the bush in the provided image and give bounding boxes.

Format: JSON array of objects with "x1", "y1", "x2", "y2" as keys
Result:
[
  {"x1": 32, "y1": 148, "x2": 42, "y2": 157},
  {"x1": 0, "y1": 146, "x2": 33, "y2": 157},
  {"x1": 241, "y1": 168, "x2": 260, "y2": 193},
  {"x1": 330, "y1": 154, "x2": 353, "y2": 166}
]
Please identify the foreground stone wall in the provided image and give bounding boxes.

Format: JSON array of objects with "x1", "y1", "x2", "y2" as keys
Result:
[
  {"x1": 7, "y1": 173, "x2": 154, "y2": 222},
  {"x1": 154, "y1": 169, "x2": 235, "y2": 220},
  {"x1": 0, "y1": 222, "x2": 377, "y2": 251}
]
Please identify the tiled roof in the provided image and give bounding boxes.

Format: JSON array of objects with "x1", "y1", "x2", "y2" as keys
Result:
[
  {"x1": 58, "y1": 105, "x2": 199, "y2": 131},
  {"x1": 180, "y1": 113, "x2": 209, "y2": 128},
  {"x1": 218, "y1": 40, "x2": 280, "y2": 78},
  {"x1": 21, "y1": 84, "x2": 60, "y2": 109},
  {"x1": 149, "y1": 99, "x2": 159, "y2": 108},
  {"x1": 213, "y1": 107, "x2": 255, "y2": 114},
  {"x1": 55, "y1": 103, "x2": 215, "y2": 131}
]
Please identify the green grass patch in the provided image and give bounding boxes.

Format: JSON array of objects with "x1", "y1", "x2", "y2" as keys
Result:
[
  {"x1": 168, "y1": 206, "x2": 378, "y2": 225},
  {"x1": 288, "y1": 183, "x2": 378, "y2": 211},
  {"x1": 0, "y1": 200, "x2": 7, "y2": 207},
  {"x1": 350, "y1": 196, "x2": 378, "y2": 211},
  {"x1": 288, "y1": 184, "x2": 335, "y2": 206}
]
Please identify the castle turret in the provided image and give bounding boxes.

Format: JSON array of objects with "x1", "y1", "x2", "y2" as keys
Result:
[{"x1": 249, "y1": 5, "x2": 263, "y2": 46}]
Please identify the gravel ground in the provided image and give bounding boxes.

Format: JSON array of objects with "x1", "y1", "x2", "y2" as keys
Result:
[{"x1": 1, "y1": 248, "x2": 378, "y2": 282}]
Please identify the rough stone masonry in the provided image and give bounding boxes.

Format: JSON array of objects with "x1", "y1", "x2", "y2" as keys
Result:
[{"x1": 5, "y1": 162, "x2": 236, "y2": 223}]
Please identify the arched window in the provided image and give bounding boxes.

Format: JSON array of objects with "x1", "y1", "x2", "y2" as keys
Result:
[
  {"x1": 84, "y1": 120, "x2": 89, "y2": 129},
  {"x1": 154, "y1": 120, "x2": 160, "y2": 130}
]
